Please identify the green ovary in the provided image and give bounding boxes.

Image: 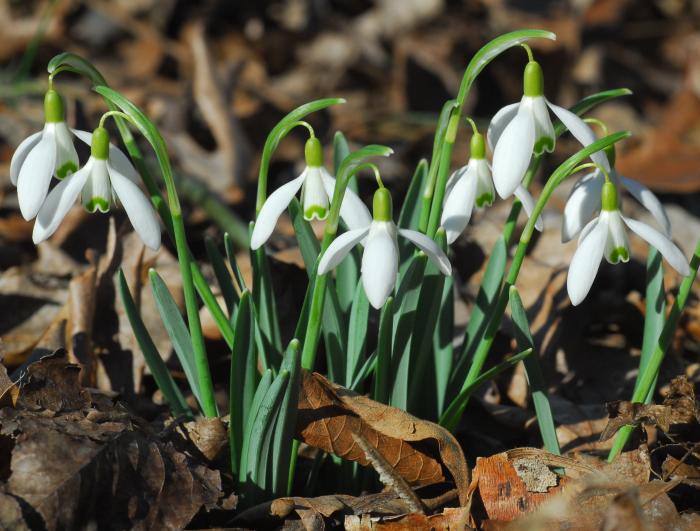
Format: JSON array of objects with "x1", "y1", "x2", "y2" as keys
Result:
[
  {"x1": 85, "y1": 197, "x2": 110, "y2": 213},
  {"x1": 304, "y1": 205, "x2": 328, "y2": 220},
  {"x1": 609, "y1": 247, "x2": 629, "y2": 263},
  {"x1": 56, "y1": 161, "x2": 78, "y2": 179}
]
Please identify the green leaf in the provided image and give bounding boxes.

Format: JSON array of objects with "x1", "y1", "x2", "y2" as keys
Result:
[
  {"x1": 239, "y1": 369, "x2": 273, "y2": 484},
  {"x1": 399, "y1": 159, "x2": 429, "y2": 231},
  {"x1": 117, "y1": 270, "x2": 190, "y2": 418},
  {"x1": 333, "y1": 131, "x2": 353, "y2": 189},
  {"x1": 289, "y1": 198, "x2": 321, "y2": 276},
  {"x1": 350, "y1": 350, "x2": 377, "y2": 392},
  {"x1": 335, "y1": 247, "x2": 361, "y2": 317},
  {"x1": 390, "y1": 256, "x2": 427, "y2": 409},
  {"x1": 272, "y1": 339, "x2": 302, "y2": 496},
  {"x1": 149, "y1": 269, "x2": 202, "y2": 405},
  {"x1": 373, "y1": 297, "x2": 394, "y2": 404},
  {"x1": 509, "y1": 286, "x2": 560, "y2": 455},
  {"x1": 204, "y1": 235, "x2": 239, "y2": 317},
  {"x1": 440, "y1": 348, "x2": 533, "y2": 431},
  {"x1": 346, "y1": 281, "x2": 370, "y2": 389},
  {"x1": 48, "y1": 52, "x2": 108, "y2": 85},
  {"x1": 450, "y1": 236, "x2": 507, "y2": 396},
  {"x1": 251, "y1": 227, "x2": 283, "y2": 354},
  {"x1": 559, "y1": 88, "x2": 632, "y2": 135},
  {"x1": 229, "y1": 290, "x2": 257, "y2": 475},
  {"x1": 434, "y1": 268, "x2": 454, "y2": 417},
  {"x1": 225, "y1": 232, "x2": 248, "y2": 293}
]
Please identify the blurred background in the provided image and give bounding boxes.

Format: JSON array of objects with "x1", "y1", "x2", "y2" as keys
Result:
[{"x1": 0, "y1": 0, "x2": 700, "y2": 443}]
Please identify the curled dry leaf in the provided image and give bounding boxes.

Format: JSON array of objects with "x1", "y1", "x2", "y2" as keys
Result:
[
  {"x1": 0, "y1": 351, "x2": 225, "y2": 530},
  {"x1": 600, "y1": 376, "x2": 699, "y2": 441},
  {"x1": 296, "y1": 371, "x2": 470, "y2": 505}
]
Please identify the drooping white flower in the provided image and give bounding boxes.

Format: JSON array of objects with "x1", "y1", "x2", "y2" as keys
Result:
[
  {"x1": 10, "y1": 89, "x2": 80, "y2": 220},
  {"x1": 488, "y1": 60, "x2": 608, "y2": 199},
  {"x1": 440, "y1": 128, "x2": 543, "y2": 244},
  {"x1": 562, "y1": 149, "x2": 670, "y2": 242},
  {"x1": 567, "y1": 180, "x2": 689, "y2": 305},
  {"x1": 250, "y1": 136, "x2": 371, "y2": 250},
  {"x1": 319, "y1": 187, "x2": 451, "y2": 309},
  {"x1": 32, "y1": 127, "x2": 161, "y2": 250}
]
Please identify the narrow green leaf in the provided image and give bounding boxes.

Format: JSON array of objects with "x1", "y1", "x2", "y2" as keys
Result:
[
  {"x1": 373, "y1": 297, "x2": 394, "y2": 404},
  {"x1": 272, "y1": 339, "x2": 302, "y2": 496},
  {"x1": 333, "y1": 131, "x2": 352, "y2": 188},
  {"x1": 509, "y1": 286, "x2": 560, "y2": 455},
  {"x1": 440, "y1": 348, "x2": 533, "y2": 431},
  {"x1": 346, "y1": 281, "x2": 370, "y2": 388},
  {"x1": 239, "y1": 369, "x2": 273, "y2": 484},
  {"x1": 117, "y1": 270, "x2": 190, "y2": 418},
  {"x1": 48, "y1": 52, "x2": 107, "y2": 84},
  {"x1": 350, "y1": 351, "x2": 377, "y2": 392},
  {"x1": 289, "y1": 198, "x2": 320, "y2": 275},
  {"x1": 398, "y1": 159, "x2": 429, "y2": 231},
  {"x1": 251, "y1": 225, "x2": 283, "y2": 354},
  {"x1": 229, "y1": 290, "x2": 257, "y2": 475},
  {"x1": 149, "y1": 269, "x2": 202, "y2": 405},
  {"x1": 335, "y1": 247, "x2": 361, "y2": 317},
  {"x1": 224, "y1": 232, "x2": 248, "y2": 293},
  {"x1": 450, "y1": 236, "x2": 507, "y2": 395},
  {"x1": 205, "y1": 235, "x2": 240, "y2": 317},
  {"x1": 560, "y1": 89, "x2": 632, "y2": 135},
  {"x1": 434, "y1": 270, "x2": 454, "y2": 417}
]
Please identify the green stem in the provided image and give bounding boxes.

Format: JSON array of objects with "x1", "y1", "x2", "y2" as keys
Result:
[{"x1": 607, "y1": 239, "x2": 700, "y2": 461}]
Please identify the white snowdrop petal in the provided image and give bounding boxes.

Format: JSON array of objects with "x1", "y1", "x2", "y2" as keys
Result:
[
  {"x1": 604, "y1": 211, "x2": 630, "y2": 263},
  {"x1": 109, "y1": 161, "x2": 162, "y2": 250},
  {"x1": 513, "y1": 185, "x2": 543, "y2": 232},
  {"x1": 17, "y1": 128, "x2": 57, "y2": 220},
  {"x1": 619, "y1": 175, "x2": 671, "y2": 236},
  {"x1": 10, "y1": 131, "x2": 42, "y2": 186},
  {"x1": 53, "y1": 122, "x2": 79, "y2": 177},
  {"x1": 72, "y1": 128, "x2": 92, "y2": 146},
  {"x1": 440, "y1": 167, "x2": 478, "y2": 244},
  {"x1": 317, "y1": 227, "x2": 370, "y2": 274},
  {"x1": 567, "y1": 219, "x2": 607, "y2": 305},
  {"x1": 321, "y1": 169, "x2": 372, "y2": 230},
  {"x1": 546, "y1": 101, "x2": 610, "y2": 171},
  {"x1": 398, "y1": 228, "x2": 452, "y2": 275},
  {"x1": 487, "y1": 102, "x2": 520, "y2": 151},
  {"x1": 578, "y1": 216, "x2": 600, "y2": 244},
  {"x1": 32, "y1": 161, "x2": 91, "y2": 243},
  {"x1": 492, "y1": 103, "x2": 535, "y2": 198},
  {"x1": 622, "y1": 216, "x2": 690, "y2": 277},
  {"x1": 250, "y1": 172, "x2": 306, "y2": 250},
  {"x1": 361, "y1": 223, "x2": 399, "y2": 309},
  {"x1": 561, "y1": 171, "x2": 604, "y2": 242},
  {"x1": 82, "y1": 159, "x2": 112, "y2": 212}
]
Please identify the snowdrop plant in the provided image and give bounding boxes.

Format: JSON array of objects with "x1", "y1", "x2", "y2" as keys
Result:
[{"x1": 15, "y1": 28, "x2": 698, "y2": 504}]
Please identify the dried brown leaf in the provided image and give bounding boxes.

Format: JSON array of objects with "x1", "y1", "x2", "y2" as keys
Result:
[{"x1": 296, "y1": 371, "x2": 470, "y2": 505}]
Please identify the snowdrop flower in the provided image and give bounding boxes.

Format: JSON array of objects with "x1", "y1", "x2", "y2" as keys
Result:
[
  {"x1": 562, "y1": 146, "x2": 670, "y2": 242},
  {"x1": 33, "y1": 126, "x2": 161, "y2": 250},
  {"x1": 567, "y1": 178, "x2": 689, "y2": 305},
  {"x1": 488, "y1": 54, "x2": 608, "y2": 199},
  {"x1": 441, "y1": 123, "x2": 543, "y2": 244},
  {"x1": 250, "y1": 136, "x2": 371, "y2": 250},
  {"x1": 10, "y1": 89, "x2": 80, "y2": 220},
  {"x1": 319, "y1": 186, "x2": 451, "y2": 309}
]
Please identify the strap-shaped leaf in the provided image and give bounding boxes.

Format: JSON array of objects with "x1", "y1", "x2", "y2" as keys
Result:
[
  {"x1": 117, "y1": 270, "x2": 190, "y2": 418},
  {"x1": 350, "y1": 350, "x2": 377, "y2": 392},
  {"x1": 272, "y1": 339, "x2": 302, "y2": 496},
  {"x1": 509, "y1": 286, "x2": 560, "y2": 455},
  {"x1": 149, "y1": 269, "x2": 202, "y2": 405},
  {"x1": 346, "y1": 281, "x2": 370, "y2": 389},
  {"x1": 373, "y1": 297, "x2": 394, "y2": 404},
  {"x1": 434, "y1": 257, "x2": 454, "y2": 418},
  {"x1": 399, "y1": 159, "x2": 429, "y2": 231},
  {"x1": 239, "y1": 369, "x2": 273, "y2": 483},
  {"x1": 251, "y1": 223, "x2": 283, "y2": 354},
  {"x1": 205, "y1": 235, "x2": 240, "y2": 317},
  {"x1": 224, "y1": 232, "x2": 248, "y2": 293}
]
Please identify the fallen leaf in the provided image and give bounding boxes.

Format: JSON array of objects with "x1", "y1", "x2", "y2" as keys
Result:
[{"x1": 296, "y1": 371, "x2": 470, "y2": 505}]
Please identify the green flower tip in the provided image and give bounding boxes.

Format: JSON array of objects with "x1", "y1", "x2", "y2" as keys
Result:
[
  {"x1": 44, "y1": 89, "x2": 65, "y2": 123},
  {"x1": 304, "y1": 204, "x2": 328, "y2": 220},
  {"x1": 470, "y1": 132, "x2": 486, "y2": 159},
  {"x1": 85, "y1": 197, "x2": 110, "y2": 213},
  {"x1": 372, "y1": 187, "x2": 393, "y2": 222},
  {"x1": 476, "y1": 192, "x2": 494, "y2": 208},
  {"x1": 601, "y1": 181, "x2": 618, "y2": 211},
  {"x1": 56, "y1": 160, "x2": 78, "y2": 179},
  {"x1": 91, "y1": 127, "x2": 110, "y2": 160},
  {"x1": 304, "y1": 136, "x2": 323, "y2": 167},
  {"x1": 609, "y1": 246, "x2": 629, "y2": 263},
  {"x1": 523, "y1": 61, "x2": 544, "y2": 97}
]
